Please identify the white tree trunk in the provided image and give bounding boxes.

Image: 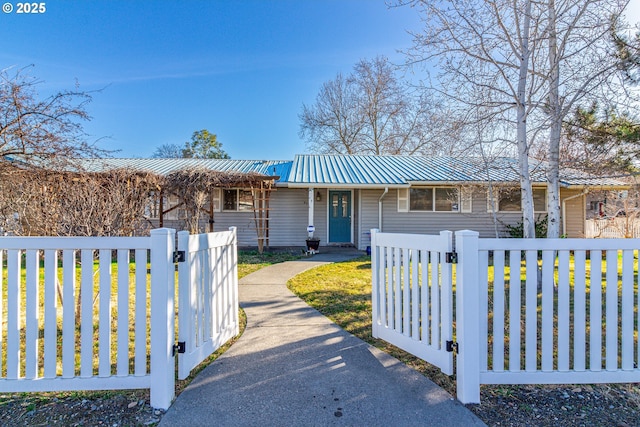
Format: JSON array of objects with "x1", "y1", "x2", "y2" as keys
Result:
[
  {"x1": 518, "y1": 0, "x2": 536, "y2": 238},
  {"x1": 546, "y1": 0, "x2": 562, "y2": 238}
]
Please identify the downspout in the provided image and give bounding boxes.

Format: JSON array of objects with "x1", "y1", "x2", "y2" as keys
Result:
[
  {"x1": 378, "y1": 187, "x2": 389, "y2": 231},
  {"x1": 562, "y1": 189, "x2": 589, "y2": 237}
]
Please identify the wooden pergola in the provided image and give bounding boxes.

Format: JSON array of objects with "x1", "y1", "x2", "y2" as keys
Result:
[{"x1": 159, "y1": 168, "x2": 278, "y2": 252}]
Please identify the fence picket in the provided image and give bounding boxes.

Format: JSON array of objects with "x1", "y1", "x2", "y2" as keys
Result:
[
  {"x1": 479, "y1": 250, "x2": 488, "y2": 372},
  {"x1": 541, "y1": 250, "x2": 554, "y2": 372},
  {"x1": 431, "y1": 251, "x2": 441, "y2": 346},
  {"x1": 410, "y1": 250, "x2": 419, "y2": 339},
  {"x1": 590, "y1": 250, "x2": 603, "y2": 371},
  {"x1": 403, "y1": 248, "x2": 410, "y2": 336},
  {"x1": 509, "y1": 250, "x2": 521, "y2": 372},
  {"x1": 621, "y1": 250, "x2": 634, "y2": 371},
  {"x1": 25, "y1": 250, "x2": 40, "y2": 379},
  {"x1": 605, "y1": 250, "x2": 618, "y2": 371},
  {"x1": 557, "y1": 250, "x2": 570, "y2": 372},
  {"x1": 573, "y1": 250, "x2": 587, "y2": 371},
  {"x1": 99, "y1": 249, "x2": 112, "y2": 377},
  {"x1": 420, "y1": 249, "x2": 428, "y2": 343},
  {"x1": 44, "y1": 250, "x2": 58, "y2": 378},
  {"x1": 134, "y1": 248, "x2": 147, "y2": 377},
  {"x1": 493, "y1": 250, "x2": 505, "y2": 373},
  {"x1": 386, "y1": 246, "x2": 393, "y2": 329},
  {"x1": 7, "y1": 249, "x2": 21, "y2": 379},
  {"x1": 525, "y1": 250, "x2": 538, "y2": 372},
  {"x1": 117, "y1": 249, "x2": 130, "y2": 376},
  {"x1": 62, "y1": 250, "x2": 76, "y2": 378},
  {"x1": 80, "y1": 250, "x2": 94, "y2": 378}
]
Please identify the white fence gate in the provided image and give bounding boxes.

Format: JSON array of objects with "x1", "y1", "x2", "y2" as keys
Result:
[
  {"x1": 177, "y1": 229, "x2": 239, "y2": 380},
  {"x1": 371, "y1": 230, "x2": 454, "y2": 375},
  {"x1": 371, "y1": 229, "x2": 640, "y2": 404},
  {"x1": 0, "y1": 228, "x2": 239, "y2": 410}
]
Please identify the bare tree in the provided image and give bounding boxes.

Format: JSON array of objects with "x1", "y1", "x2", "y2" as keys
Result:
[
  {"x1": 0, "y1": 65, "x2": 106, "y2": 168},
  {"x1": 400, "y1": 0, "x2": 634, "y2": 237},
  {"x1": 152, "y1": 143, "x2": 184, "y2": 158},
  {"x1": 299, "y1": 56, "x2": 439, "y2": 155}
]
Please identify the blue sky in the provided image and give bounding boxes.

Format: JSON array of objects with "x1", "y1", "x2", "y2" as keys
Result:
[
  {"x1": 2, "y1": 1, "x2": 639, "y2": 160},
  {"x1": 0, "y1": 0, "x2": 424, "y2": 159}
]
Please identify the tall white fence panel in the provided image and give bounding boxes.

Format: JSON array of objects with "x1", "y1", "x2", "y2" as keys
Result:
[
  {"x1": 371, "y1": 229, "x2": 454, "y2": 375},
  {"x1": 177, "y1": 228, "x2": 239, "y2": 380},
  {"x1": 0, "y1": 229, "x2": 177, "y2": 409}
]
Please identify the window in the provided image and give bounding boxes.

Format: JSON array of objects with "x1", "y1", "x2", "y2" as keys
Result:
[
  {"x1": 398, "y1": 187, "x2": 471, "y2": 213},
  {"x1": 409, "y1": 187, "x2": 460, "y2": 212},
  {"x1": 489, "y1": 188, "x2": 546, "y2": 212},
  {"x1": 223, "y1": 189, "x2": 254, "y2": 211}
]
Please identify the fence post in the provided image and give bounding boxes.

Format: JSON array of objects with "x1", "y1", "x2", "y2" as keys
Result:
[
  {"x1": 229, "y1": 227, "x2": 239, "y2": 336},
  {"x1": 177, "y1": 230, "x2": 190, "y2": 381},
  {"x1": 150, "y1": 228, "x2": 176, "y2": 410},
  {"x1": 455, "y1": 230, "x2": 481, "y2": 404},
  {"x1": 370, "y1": 229, "x2": 380, "y2": 338}
]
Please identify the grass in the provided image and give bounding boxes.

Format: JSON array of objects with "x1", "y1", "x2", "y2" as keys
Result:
[{"x1": 0, "y1": 248, "x2": 299, "y2": 404}]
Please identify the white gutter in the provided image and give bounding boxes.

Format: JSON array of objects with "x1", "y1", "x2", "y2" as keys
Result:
[
  {"x1": 562, "y1": 189, "x2": 589, "y2": 237},
  {"x1": 378, "y1": 187, "x2": 389, "y2": 231}
]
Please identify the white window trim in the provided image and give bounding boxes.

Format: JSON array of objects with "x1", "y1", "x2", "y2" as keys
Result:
[{"x1": 397, "y1": 188, "x2": 409, "y2": 212}]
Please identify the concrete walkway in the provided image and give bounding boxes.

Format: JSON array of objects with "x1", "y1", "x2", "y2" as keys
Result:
[{"x1": 159, "y1": 251, "x2": 485, "y2": 427}]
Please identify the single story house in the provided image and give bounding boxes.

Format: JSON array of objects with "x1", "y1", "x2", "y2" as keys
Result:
[{"x1": 82, "y1": 155, "x2": 628, "y2": 249}]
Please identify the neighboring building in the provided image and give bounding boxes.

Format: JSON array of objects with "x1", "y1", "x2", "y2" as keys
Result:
[{"x1": 81, "y1": 155, "x2": 628, "y2": 248}]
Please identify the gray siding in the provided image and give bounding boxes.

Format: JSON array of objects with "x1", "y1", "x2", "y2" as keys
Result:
[{"x1": 361, "y1": 189, "x2": 524, "y2": 239}]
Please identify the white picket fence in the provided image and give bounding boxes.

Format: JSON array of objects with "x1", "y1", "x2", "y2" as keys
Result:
[
  {"x1": 371, "y1": 229, "x2": 640, "y2": 404},
  {"x1": 0, "y1": 228, "x2": 238, "y2": 410}
]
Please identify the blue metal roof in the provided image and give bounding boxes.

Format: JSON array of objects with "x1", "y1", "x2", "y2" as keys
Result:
[{"x1": 287, "y1": 155, "x2": 627, "y2": 187}]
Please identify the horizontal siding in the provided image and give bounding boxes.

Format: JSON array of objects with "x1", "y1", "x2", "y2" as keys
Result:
[{"x1": 151, "y1": 187, "x2": 588, "y2": 246}]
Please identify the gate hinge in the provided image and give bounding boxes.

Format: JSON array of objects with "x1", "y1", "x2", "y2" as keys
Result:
[
  {"x1": 446, "y1": 340, "x2": 459, "y2": 353},
  {"x1": 173, "y1": 250, "x2": 186, "y2": 263},
  {"x1": 173, "y1": 341, "x2": 186, "y2": 356},
  {"x1": 445, "y1": 252, "x2": 458, "y2": 264}
]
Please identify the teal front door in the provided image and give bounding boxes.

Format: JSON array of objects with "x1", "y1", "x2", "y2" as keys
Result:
[{"x1": 329, "y1": 191, "x2": 351, "y2": 243}]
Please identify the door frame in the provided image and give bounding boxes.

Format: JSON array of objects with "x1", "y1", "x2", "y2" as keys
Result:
[{"x1": 326, "y1": 189, "x2": 354, "y2": 244}]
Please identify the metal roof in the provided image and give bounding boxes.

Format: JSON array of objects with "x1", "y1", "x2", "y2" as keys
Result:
[
  {"x1": 73, "y1": 155, "x2": 627, "y2": 188},
  {"x1": 287, "y1": 155, "x2": 628, "y2": 187},
  {"x1": 78, "y1": 158, "x2": 291, "y2": 182}
]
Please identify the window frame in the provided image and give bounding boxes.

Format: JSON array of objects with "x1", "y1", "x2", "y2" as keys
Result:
[
  {"x1": 222, "y1": 188, "x2": 254, "y2": 212},
  {"x1": 488, "y1": 187, "x2": 547, "y2": 213}
]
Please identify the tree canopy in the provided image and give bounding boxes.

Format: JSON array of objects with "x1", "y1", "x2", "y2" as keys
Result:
[{"x1": 152, "y1": 129, "x2": 230, "y2": 159}]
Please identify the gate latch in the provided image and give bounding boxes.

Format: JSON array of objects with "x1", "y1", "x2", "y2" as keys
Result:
[
  {"x1": 173, "y1": 341, "x2": 186, "y2": 356},
  {"x1": 445, "y1": 252, "x2": 458, "y2": 264},
  {"x1": 173, "y1": 251, "x2": 186, "y2": 263},
  {"x1": 446, "y1": 340, "x2": 459, "y2": 353}
]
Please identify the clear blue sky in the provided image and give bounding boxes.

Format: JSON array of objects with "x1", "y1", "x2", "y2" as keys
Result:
[{"x1": 0, "y1": 0, "x2": 424, "y2": 160}]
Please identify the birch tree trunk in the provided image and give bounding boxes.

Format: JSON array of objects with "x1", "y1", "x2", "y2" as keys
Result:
[
  {"x1": 546, "y1": 0, "x2": 562, "y2": 238},
  {"x1": 517, "y1": 0, "x2": 536, "y2": 238}
]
